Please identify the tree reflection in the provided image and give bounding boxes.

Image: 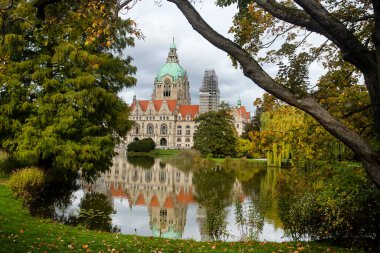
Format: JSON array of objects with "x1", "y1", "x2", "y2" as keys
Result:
[
  {"x1": 193, "y1": 167, "x2": 235, "y2": 240},
  {"x1": 28, "y1": 169, "x2": 79, "y2": 218},
  {"x1": 234, "y1": 194, "x2": 264, "y2": 241},
  {"x1": 66, "y1": 192, "x2": 119, "y2": 232},
  {"x1": 127, "y1": 155, "x2": 155, "y2": 169}
]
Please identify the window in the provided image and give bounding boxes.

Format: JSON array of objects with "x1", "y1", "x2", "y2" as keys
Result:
[
  {"x1": 160, "y1": 124, "x2": 168, "y2": 135},
  {"x1": 177, "y1": 126, "x2": 182, "y2": 135},
  {"x1": 132, "y1": 169, "x2": 139, "y2": 182},
  {"x1": 164, "y1": 90, "x2": 171, "y2": 96},
  {"x1": 185, "y1": 138, "x2": 190, "y2": 143},
  {"x1": 178, "y1": 115, "x2": 182, "y2": 120},
  {"x1": 177, "y1": 138, "x2": 182, "y2": 142},
  {"x1": 145, "y1": 170, "x2": 152, "y2": 183},
  {"x1": 147, "y1": 124, "x2": 154, "y2": 135},
  {"x1": 236, "y1": 124, "x2": 240, "y2": 128},
  {"x1": 186, "y1": 115, "x2": 190, "y2": 120},
  {"x1": 160, "y1": 209, "x2": 167, "y2": 223},
  {"x1": 159, "y1": 171, "x2": 166, "y2": 183},
  {"x1": 134, "y1": 125, "x2": 140, "y2": 134},
  {"x1": 185, "y1": 125, "x2": 190, "y2": 135}
]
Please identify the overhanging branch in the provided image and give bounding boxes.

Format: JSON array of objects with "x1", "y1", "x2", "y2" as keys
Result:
[{"x1": 167, "y1": 0, "x2": 380, "y2": 186}]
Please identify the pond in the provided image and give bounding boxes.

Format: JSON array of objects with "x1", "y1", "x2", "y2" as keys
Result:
[{"x1": 41, "y1": 150, "x2": 288, "y2": 242}]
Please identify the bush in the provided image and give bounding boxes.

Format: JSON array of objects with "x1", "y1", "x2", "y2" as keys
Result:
[
  {"x1": 0, "y1": 155, "x2": 33, "y2": 175},
  {"x1": 168, "y1": 149, "x2": 202, "y2": 171},
  {"x1": 277, "y1": 165, "x2": 380, "y2": 245},
  {"x1": 9, "y1": 167, "x2": 45, "y2": 201},
  {"x1": 127, "y1": 138, "x2": 156, "y2": 152}
]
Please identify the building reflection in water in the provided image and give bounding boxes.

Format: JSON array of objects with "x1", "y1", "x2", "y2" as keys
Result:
[
  {"x1": 81, "y1": 149, "x2": 284, "y2": 241},
  {"x1": 84, "y1": 150, "x2": 197, "y2": 239}
]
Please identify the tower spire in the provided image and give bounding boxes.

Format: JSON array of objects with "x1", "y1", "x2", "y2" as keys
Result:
[
  {"x1": 170, "y1": 37, "x2": 176, "y2": 49},
  {"x1": 167, "y1": 38, "x2": 179, "y2": 63}
]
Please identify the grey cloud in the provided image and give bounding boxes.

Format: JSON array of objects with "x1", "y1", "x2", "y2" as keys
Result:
[{"x1": 119, "y1": 0, "x2": 265, "y2": 112}]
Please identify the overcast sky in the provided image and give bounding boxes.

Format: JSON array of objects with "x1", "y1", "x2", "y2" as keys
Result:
[{"x1": 118, "y1": 0, "x2": 266, "y2": 113}]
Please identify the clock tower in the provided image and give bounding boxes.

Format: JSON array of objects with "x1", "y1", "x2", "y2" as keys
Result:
[{"x1": 152, "y1": 39, "x2": 191, "y2": 105}]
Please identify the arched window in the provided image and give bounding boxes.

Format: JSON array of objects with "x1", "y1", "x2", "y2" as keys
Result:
[
  {"x1": 177, "y1": 126, "x2": 182, "y2": 135},
  {"x1": 147, "y1": 124, "x2": 154, "y2": 135},
  {"x1": 145, "y1": 170, "x2": 152, "y2": 183},
  {"x1": 134, "y1": 125, "x2": 140, "y2": 134},
  {"x1": 163, "y1": 89, "x2": 171, "y2": 97},
  {"x1": 159, "y1": 171, "x2": 166, "y2": 183},
  {"x1": 132, "y1": 169, "x2": 139, "y2": 182},
  {"x1": 185, "y1": 125, "x2": 191, "y2": 135},
  {"x1": 186, "y1": 115, "x2": 190, "y2": 120},
  {"x1": 178, "y1": 115, "x2": 182, "y2": 120},
  {"x1": 177, "y1": 138, "x2": 182, "y2": 142},
  {"x1": 185, "y1": 138, "x2": 190, "y2": 143},
  {"x1": 160, "y1": 124, "x2": 167, "y2": 135}
]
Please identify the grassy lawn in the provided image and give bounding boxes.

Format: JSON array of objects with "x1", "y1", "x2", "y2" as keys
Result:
[
  {"x1": 127, "y1": 149, "x2": 181, "y2": 157},
  {"x1": 0, "y1": 183, "x2": 364, "y2": 252}
]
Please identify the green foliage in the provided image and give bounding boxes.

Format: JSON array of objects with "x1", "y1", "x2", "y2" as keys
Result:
[
  {"x1": 235, "y1": 138, "x2": 254, "y2": 158},
  {"x1": 277, "y1": 165, "x2": 380, "y2": 244},
  {"x1": 194, "y1": 109, "x2": 238, "y2": 157},
  {"x1": 127, "y1": 155, "x2": 155, "y2": 169},
  {"x1": 168, "y1": 149, "x2": 202, "y2": 171},
  {"x1": 9, "y1": 167, "x2": 45, "y2": 201},
  {"x1": 127, "y1": 138, "x2": 156, "y2": 152},
  {"x1": 234, "y1": 195, "x2": 264, "y2": 241},
  {"x1": 66, "y1": 192, "x2": 118, "y2": 232},
  {"x1": 0, "y1": 184, "x2": 362, "y2": 253},
  {"x1": 193, "y1": 167, "x2": 235, "y2": 240},
  {"x1": 0, "y1": 154, "x2": 34, "y2": 175},
  {"x1": 0, "y1": 0, "x2": 137, "y2": 181}
]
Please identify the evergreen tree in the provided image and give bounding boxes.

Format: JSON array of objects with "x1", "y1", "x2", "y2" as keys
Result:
[{"x1": 0, "y1": 0, "x2": 137, "y2": 181}]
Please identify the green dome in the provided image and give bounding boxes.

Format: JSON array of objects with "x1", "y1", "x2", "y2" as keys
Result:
[
  {"x1": 152, "y1": 225, "x2": 181, "y2": 239},
  {"x1": 157, "y1": 63, "x2": 185, "y2": 81}
]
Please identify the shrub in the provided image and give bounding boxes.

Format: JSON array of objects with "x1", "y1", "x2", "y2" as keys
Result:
[
  {"x1": 168, "y1": 149, "x2": 202, "y2": 171},
  {"x1": 277, "y1": 165, "x2": 380, "y2": 245},
  {"x1": 127, "y1": 138, "x2": 156, "y2": 152},
  {"x1": 9, "y1": 167, "x2": 46, "y2": 201},
  {"x1": 0, "y1": 155, "x2": 33, "y2": 175}
]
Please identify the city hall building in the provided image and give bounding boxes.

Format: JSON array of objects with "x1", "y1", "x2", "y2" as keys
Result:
[{"x1": 125, "y1": 40, "x2": 251, "y2": 148}]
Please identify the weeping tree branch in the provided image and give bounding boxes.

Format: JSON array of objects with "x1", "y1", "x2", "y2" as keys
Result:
[{"x1": 167, "y1": 0, "x2": 380, "y2": 187}]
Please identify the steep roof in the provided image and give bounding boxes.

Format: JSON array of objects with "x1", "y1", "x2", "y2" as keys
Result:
[
  {"x1": 135, "y1": 192, "x2": 145, "y2": 206},
  {"x1": 235, "y1": 106, "x2": 251, "y2": 120},
  {"x1": 138, "y1": 100, "x2": 149, "y2": 112},
  {"x1": 132, "y1": 100, "x2": 177, "y2": 113},
  {"x1": 150, "y1": 194, "x2": 160, "y2": 207},
  {"x1": 163, "y1": 196, "x2": 175, "y2": 208},
  {"x1": 110, "y1": 183, "x2": 128, "y2": 199},
  {"x1": 178, "y1": 105, "x2": 199, "y2": 119},
  {"x1": 177, "y1": 186, "x2": 194, "y2": 203}
]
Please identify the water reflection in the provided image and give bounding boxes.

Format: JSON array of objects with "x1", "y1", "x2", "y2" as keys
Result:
[
  {"x1": 65, "y1": 192, "x2": 119, "y2": 232},
  {"x1": 50, "y1": 150, "x2": 287, "y2": 242}
]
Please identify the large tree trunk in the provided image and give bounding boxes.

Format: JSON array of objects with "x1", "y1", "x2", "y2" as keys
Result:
[{"x1": 168, "y1": 0, "x2": 380, "y2": 187}]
